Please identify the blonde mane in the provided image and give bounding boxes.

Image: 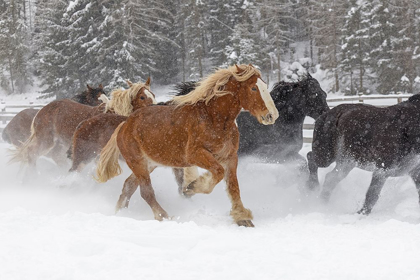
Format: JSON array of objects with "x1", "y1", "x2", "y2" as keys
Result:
[
  {"x1": 104, "y1": 82, "x2": 150, "y2": 116},
  {"x1": 172, "y1": 64, "x2": 261, "y2": 106}
]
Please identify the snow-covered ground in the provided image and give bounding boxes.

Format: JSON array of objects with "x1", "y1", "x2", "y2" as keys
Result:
[
  {"x1": 1, "y1": 87, "x2": 420, "y2": 279},
  {"x1": 1, "y1": 140, "x2": 420, "y2": 279}
]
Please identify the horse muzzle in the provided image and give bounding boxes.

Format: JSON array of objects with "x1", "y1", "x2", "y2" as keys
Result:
[{"x1": 260, "y1": 112, "x2": 276, "y2": 125}]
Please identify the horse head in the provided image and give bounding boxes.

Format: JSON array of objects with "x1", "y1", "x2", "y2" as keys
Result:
[
  {"x1": 85, "y1": 84, "x2": 107, "y2": 106},
  {"x1": 130, "y1": 77, "x2": 157, "y2": 111},
  {"x1": 234, "y1": 64, "x2": 279, "y2": 125},
  {"x1": 106, "y1": 78, "x2": 156, "y2": 116},
  {"x1": 302, "y1": 75, "x2": 329, "y2": 119},
  {"x1": 271, "y1": 75, "x2": 328, "y2": 122}
]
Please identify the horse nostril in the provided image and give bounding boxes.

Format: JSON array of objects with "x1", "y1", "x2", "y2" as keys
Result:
[{"x1": 266, "y1": 113, "x2": 273, "y2": 123}]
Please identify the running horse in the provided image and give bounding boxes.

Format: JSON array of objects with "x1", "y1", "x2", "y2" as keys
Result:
[
  {"x1": 2, "y1": 85, "x2": 106, "y2": 147},
  {"x1": 307, "y1": 94, "x2": 420, "y2": 215},
  {"x1": 68, "y1": 80, "x2": 156, "y2": 172},
  {"x1": 11, "y1": 79, "x2": 155, "y2": 169},
  {"x1": 96, "y1": 64, "x2": 279, "y2": 227},
  {"x1": 173, "y1": 75, "x2": 329, "y2": 164}
]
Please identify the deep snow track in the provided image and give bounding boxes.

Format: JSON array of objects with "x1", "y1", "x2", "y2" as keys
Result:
[{"x1": 1, "y1": 143, "x2": 420, "y2": 280}]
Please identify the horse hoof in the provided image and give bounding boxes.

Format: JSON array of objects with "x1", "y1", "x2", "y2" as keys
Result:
[
  {"x1": 182, "y1": 181, "x2": 196, "y2": 198},
  {"x1": 357, "y1": 208, "x2": 370, "y2": 215},
  {"x1": 237, "y1": 220, "x2": 255, "y2": 227},
  {"x1": 155, "y1": 212, "x2": 169, "y2": 221}
]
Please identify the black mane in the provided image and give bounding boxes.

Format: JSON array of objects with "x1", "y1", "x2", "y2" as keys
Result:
[{"x1": 157, "y1": 81, "x2": 197, "y2": 105}]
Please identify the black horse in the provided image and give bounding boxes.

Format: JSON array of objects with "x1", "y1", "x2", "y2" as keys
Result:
[
  {"x1": 307, "y1": 94, "x2": 420, "y2": 215},
  {"x1": 174, "y1": 74, "x2": 329, "y2": 165},
  {"x1": 237, "y1": 75, "x2": 328, "y2": 164}
]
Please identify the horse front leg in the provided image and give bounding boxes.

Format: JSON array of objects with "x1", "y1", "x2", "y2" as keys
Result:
[
  {"x1": 306, "y1": 151, "x2": 319, "y2": 191},
  {"x1": 410, "y1": 167, "x2": 420, "y2": 207},
  {"x1": 357, "y1": 170, "x2": 388, "y2": 215},
  {"x1": 172, "y1": 167, "x2": 199, "y2": 196},
  {"x1": 224, "y1": 155, "x2": 254, "y2": 227},
  {"x1": 183, "y1": 149, "x2": 225, "y2": 197},
  {"x1": 320, "y1": 161, "x2": 354, "y2": 202}
]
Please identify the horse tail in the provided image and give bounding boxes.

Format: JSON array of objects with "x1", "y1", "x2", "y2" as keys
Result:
[
  {"x1": 8, "y1": 116, "x2": 37, "y2": 164},
  {"x1": 311, "y1": 107, "x2": 344, "y2": 167},
  {"x1": 95, "y1": 121, "x2": 125, "y2": 183}
]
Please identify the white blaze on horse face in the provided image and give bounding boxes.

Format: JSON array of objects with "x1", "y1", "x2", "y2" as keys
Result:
[
  {"x1": 144, "y1": 89, "x2": 157, "y2": 104},
  {"x1": 256, "y1": 78, "x2": 279, "y2": 124}
]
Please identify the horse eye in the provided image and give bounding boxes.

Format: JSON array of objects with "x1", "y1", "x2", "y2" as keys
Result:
[
  {"x1": 251, "y1": 87, "x2": 257, "y2": 91},
  {"x1": 140, "y1": 96, "x2": 145, "y2": 100}
]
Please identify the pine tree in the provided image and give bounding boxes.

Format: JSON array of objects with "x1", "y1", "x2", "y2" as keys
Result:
[
  {"x1": 310, "y1": 0, "x2": 348, "y2": 93},
  {"x1": 0, "y1": 0, "x2": 32, "y2": 94},
  {"x1": 254, "y1": 0, "x2": 295, "y2": 82},
  {"x1": 340, "y1": 0, "x2": 370, "y2": 95},
  {"x1": 183, "y1": 0, "x2": 206, "y2": 80}
]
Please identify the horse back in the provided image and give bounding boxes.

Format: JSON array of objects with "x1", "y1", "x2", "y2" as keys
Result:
[
  {"x1": 2, "y1": 108, "x2": 39, "y2": 146},
  {"x1": 312, "y1": 104, "x2": 365, "y2": 167},
  {"x1": 33, "y1": 99, "x2": 102, "y2": 143},
  {"x1": 314, "y1": 102, "x2": 419, "y2": 169}
]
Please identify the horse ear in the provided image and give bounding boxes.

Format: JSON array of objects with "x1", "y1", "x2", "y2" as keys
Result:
[
  {"x1": 87, "y1": 84, "x2": 93, "y2": 91},
  {"x1": 145, "y1": 77, "x2": 151, "y2": 87},
  {"x1": 248, "y1": 63, "x2": 253, "y2": 67},
  {"x1": 99, "y1": 84, "x2": 103, "y2": 89},
  {"x1": 126, "y1": 80, "x2": 133, "y2": 87},
  {"x1": 235, "y1": 64, "x2": 244, "y2": 74}
]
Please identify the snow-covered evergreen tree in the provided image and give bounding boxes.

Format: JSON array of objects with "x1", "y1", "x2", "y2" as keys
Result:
[{"x1": 0, "y1": 0, "x2": 32, "y2": 94}]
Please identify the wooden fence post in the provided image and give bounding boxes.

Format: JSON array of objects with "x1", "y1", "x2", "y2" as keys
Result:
[
  {"x1": 358, "y1": 92, "x2": 364, "y2": 103},
  {"x1": 1, "y1": 101, "x2": 5, "y2": 125},
  {"x1": 396, "y1": 92, "x2": 402, "y2": 103}
]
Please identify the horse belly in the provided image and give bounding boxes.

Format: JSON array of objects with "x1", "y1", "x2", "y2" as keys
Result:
[{"x1": 134, "y1": 121, "x2": 190, "y2": 168}]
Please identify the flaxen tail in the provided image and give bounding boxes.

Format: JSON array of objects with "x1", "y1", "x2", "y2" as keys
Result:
[
  {"x1": 95, "y1": 121, "x2": 125, "y2": 183},
  {"x1": 8, "y1": 118, "x2": 37, "y2": 164}
]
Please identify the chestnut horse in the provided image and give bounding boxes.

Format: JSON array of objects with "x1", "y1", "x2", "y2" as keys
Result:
[
  {"x1": 68, "y1": 79, "x2": 157, "y2": 172},
  {"x1": 96, "y1": 64, "x2": 279, "y2": 227},
  {"x1": 2, "y1": 85, "x2": 106, "y2": 147},
  {"x1": 11, "y1": 79, "x2": 155, "y2": 169}
]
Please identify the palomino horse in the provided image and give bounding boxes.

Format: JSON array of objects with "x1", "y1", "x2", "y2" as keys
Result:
[
  {"x1": 2, "y1": 85, "x2": 106, "y2": 147},
  {"x1": 68, "y1": 80, "x2": 157, "y2": 172},
  {"x1": 96, "y1": 64, "x2": 279, "y2": 227},
  {"x1": 307, "y1": 94, "x2": 420, "y2": 215},
  {"x1": 11, "y1": 79, "x2": 155, "y2": 169}
]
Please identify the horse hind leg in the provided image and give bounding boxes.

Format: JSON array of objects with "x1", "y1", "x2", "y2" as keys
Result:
[
  {"x1": 124, "y1": 158, "x2": 169, "y2": 221},
  {"x1": 357, "y1": 170, "x2": 388, "y2": 215},
  {"x1": 116, "y1": 173, "x2": 139, "y2": 212},
  {"x1": 320, "y1": 161, "x2": 354, "y2": 202}
]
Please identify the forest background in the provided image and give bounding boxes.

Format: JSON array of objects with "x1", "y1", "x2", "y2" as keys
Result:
[{"x1": 0, "y1": 0, "x2": 419, "y2": 98}]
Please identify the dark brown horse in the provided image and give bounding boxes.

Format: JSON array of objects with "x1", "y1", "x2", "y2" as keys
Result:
[
  {"x1": 96, "y1": 64, "x2": 279, "y2": 227},
  {"x1": 2, "y1": 85, "x2": 106, "y2": 147},
  {"x1": 11, "y1": 79, "x2": 155, "y2": 168},
  {"x1": 307, "y1": 94, "x2": 420, "y2": 215}
]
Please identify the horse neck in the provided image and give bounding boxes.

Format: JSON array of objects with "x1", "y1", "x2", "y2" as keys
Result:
[{"x1": 200, "y1": 93, "x2": 241, "y2": 125}]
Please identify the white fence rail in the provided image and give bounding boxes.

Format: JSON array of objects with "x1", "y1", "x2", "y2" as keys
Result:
[{"x1": 0, "y1": 94, "x2": 413, "y2": 143}]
